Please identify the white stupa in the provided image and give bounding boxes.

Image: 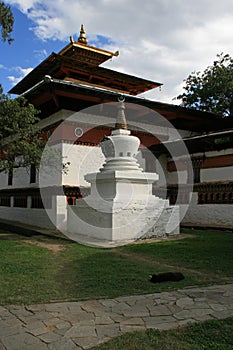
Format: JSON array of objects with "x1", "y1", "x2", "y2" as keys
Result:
[{"x1": 67, "y1": 99, "x2": 179, "y2": 247}]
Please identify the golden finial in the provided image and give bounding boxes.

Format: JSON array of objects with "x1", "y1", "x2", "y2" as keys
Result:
[
  {"x1": 78, "y1": 24, "x2": 88, "y2": 45},
  {"x1": 115, "y1": 96, "x2": 128, "y2": 130}
]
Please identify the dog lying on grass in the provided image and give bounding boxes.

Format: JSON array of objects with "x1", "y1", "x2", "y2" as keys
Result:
[{"x1": 149, "y1": 272, "x2": 184, "y2": 283}]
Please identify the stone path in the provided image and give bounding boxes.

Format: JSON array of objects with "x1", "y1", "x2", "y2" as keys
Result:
[{"x1": 1, "y1": 284, "x2": 233, "y2": 350}]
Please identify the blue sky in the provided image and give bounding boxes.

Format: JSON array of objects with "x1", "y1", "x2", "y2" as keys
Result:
[
  {"x1": 1, "y1": 8, "x2": 75, "y2": 94},
  {"x1": 2, "y1": 1, "x2": 233, "y2": 103},
  {"x1": 1, "y1": 6, "x2": 118, "y2": 96}
]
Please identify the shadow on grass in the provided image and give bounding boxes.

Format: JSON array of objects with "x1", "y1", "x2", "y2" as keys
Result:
[
  {"x1": 55, "y1": 243, "x2": 207, "y2": 302},
  {"x1": 58, "y1": 228, "x2": 233, "y2": 301},
  {"x1": 1, "y1": 229, "x2": 233, "y2": 304}
]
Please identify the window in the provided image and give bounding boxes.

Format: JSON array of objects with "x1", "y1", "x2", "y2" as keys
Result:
[
  {"x1": 0, "y1": 196, "x2": 10, "y2": 206},
  {"x1": 30, "y1": 164, "x2": 36, "y2": 183},
  {"x1": 189, "y1": 157, "x2": 204, "y2": 184},
  {"x1": 8, "y1": 170, "x2": 13, "y2": 186},
  {"x1": 14, "y1": 196, "x2": 27, "y2": 208},
  {"x1": 193, "y1": 166, "x2": 201, "y2": 183},
  {"x1": 31, "y1": 195, "x2": 44, "y2": 208}
]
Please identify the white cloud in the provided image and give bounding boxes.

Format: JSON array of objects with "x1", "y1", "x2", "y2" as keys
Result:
[
  {"x1": 33, "y1": 49, "x2": 47, "y2": 60},
  {"x1": 7, "y1": 66, "x2": 33, "y2": 86},
  {"x1": 5, "y1": 0, "x2": 233, "y2": 103},
  {"x1": 7, "y1": 75, "x2": 21, "y2": 85}
]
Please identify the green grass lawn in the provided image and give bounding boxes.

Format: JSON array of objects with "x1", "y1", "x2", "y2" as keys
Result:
[
  {"x1": 92, "y1": 317, "x2": 233, "y2": 350},
  {"x1": 0, "y1": 228, "x2": 233, "y2": 304}
]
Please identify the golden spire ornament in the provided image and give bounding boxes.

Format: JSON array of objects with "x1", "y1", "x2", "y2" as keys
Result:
[{"x1": 78, "y1": 24, "x2": 88, "y2": 44}]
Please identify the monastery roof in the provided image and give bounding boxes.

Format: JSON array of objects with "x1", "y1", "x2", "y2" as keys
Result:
[
  {"x1": 58, "y1": 40, "x2": 119, "y2": 66},
  {"x1": 19, "y1": 77, "x2": 233, "y2": 133},
  {"x1": 9, "y1": 25, "x2": 162, "y2": 96},
  {"x1": 58, "y1": 24, "x2": 119, "y2": 66},
  {"x1": 9, "y1": 53, "x2": 161, "y2": 96}
]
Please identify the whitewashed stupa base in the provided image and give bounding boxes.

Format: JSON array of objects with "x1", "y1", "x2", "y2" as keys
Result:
[{"x1": 67, "y1": 170, "x2": 179, "y2": 246}]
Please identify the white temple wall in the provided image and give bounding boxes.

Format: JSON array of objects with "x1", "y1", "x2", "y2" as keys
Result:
[
  {"x1": 201, "y1": 166, "x2": 233, "y2": 182},
  {"x1": 0, "y1": 195, "x2": 67, "y2": 230},
  {"x1": 0, "y1": 167, "x2": 39, "y2": 190},
  {"x1": 155, "y1": 155, "x2": 168, "y2": 186},
  {"x1": 49, "y1": 195, "x2": 67, "y2": 231},
  {"x1": 39, "y1": 143, "x2": 63, "y2": 187},
  {"x1": 166, "y1": 165, "x2": 233, "y2": 185},
  {"x1": 181, "y1": 193, "x2": 233, "y2": 228},
  {"x1": 0, "y1": 207, "x2": 55, "y2": 229},
  {"x1": 0, "y1": 142, "x2": 147, "y2": 191},
  {"x1": 12, "y1": 167, "x2": 31, "y2": 188},
  {"x1": 167, "y1": 170, "x2": 187, "y2": 185},
  {"x1": 158, "y1": 147, "x2": 233, "y2": 229},
  {"x1": 0, "y1": 171, "x2": 8, "y2": 188},
  {"x1": 165, "y1": 151, "x2": 233, "y2": 185},
  {"x1": 61, "y1": 143, "x2": 105, "y2": 187}
]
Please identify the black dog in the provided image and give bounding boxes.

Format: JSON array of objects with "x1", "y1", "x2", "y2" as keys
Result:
[{"x1": 149, "y1": 272, "x2": 184, "y2": 283}]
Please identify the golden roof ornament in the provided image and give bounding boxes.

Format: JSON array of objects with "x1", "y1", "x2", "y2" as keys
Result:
[
  {"x1": 115, "y1": 96, "x2": 128, "y2": 130},
  {"x1": 78, "y1": 24, "x2": 88, "y2": 45}
]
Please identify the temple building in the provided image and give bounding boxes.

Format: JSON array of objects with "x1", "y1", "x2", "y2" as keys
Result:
[{"x1": 0, "y1": 25, "x2": 232, "y2": 234}]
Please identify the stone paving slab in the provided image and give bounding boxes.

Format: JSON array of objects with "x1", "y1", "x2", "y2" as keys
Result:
[{"x1": 1, "y1": 283, "x2": 233, "y2": 349}]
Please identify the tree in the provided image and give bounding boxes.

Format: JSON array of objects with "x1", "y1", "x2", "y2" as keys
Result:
[
  {"x1": 0, "y1": 2, "x2": 44, "y2": 172},
  {"x1": 0, "y1": 1, "x2": 13, "y2": 92},
  {"x1": 177, "y1": 53, "x2": 233, "y2": 117},
  {"x1": 0, "y1": 94, "x2": 44, "y2": 172},
  {"x1": 0, "y1": 1, "x2": 14, "y2": 43}
]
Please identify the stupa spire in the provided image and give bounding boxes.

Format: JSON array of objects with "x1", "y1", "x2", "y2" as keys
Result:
[
  {"x1": 78, "y1": 24, "x2": 88, "y2": 45},
  {"x1": 115, "y1": 96, "x2": 128, "y2": 130}
]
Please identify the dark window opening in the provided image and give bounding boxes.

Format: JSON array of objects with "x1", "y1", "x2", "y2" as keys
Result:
[
  {"x1": 14, "y1": 196, "x2": 27, "y2": 208},
  {"x1": 8, "y1": 170, "x2": 13, "y2": 186},
  {"x1": 193, "y1": 166, "x2": 201, "y2": 183},
  {"x1": 31, "y1": 195, "x2": 44, "y2": 208},
  {"x1": 30, "y1": 164, "x2": 36, "y2": 183},
  {"x1": 0, "y1": 196, "x2": 11, "y2": 206}
]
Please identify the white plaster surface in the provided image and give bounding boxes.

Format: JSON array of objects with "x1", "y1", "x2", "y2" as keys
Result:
[
  {"x1": 50, "y1": 195, "x2": 68, "y2": 231},
  {"x1": 0, "y1": 206, "x2": 55, "y2": 229},
  {"x1": 167, "y1": 170, "x2": 187, "y2": 185},
  {"x1": 67, "y1": 196, "x2": 179, "y2": 246},
  {"x1": 39, "y1": 144, "x2": 63, "y2": 187},
  {"x1": 155, "y1": 155, "x2": 168, "y2": 186},
  {"x1": 0, "y1": 167, "x2": 38, "y2": 189},
  {"x1": 181, "y1": 192, "x2": 233, "y2": 228},
  {"x1": 0, "y1": 171, "x2": 8, "y2": 188},
  {"x1": 0, "y1": 195, "x2": 67, "y2": 231},
  {"x1": 201, "y1": 166, "x2": 233, "y2": 182},
  {"x1": 61, "y1": 143, "x2": 104, "y2": 187},
  {"x1": 12, "y1": 167, "x2": 31, "y2": 188}
]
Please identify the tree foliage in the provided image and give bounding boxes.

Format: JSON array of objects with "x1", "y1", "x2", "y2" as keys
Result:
[
  {"x1": 0, "y1": 3, "x2": 44, "y2": 173},
  {"x1": 0, "y1": 94, "x2": 44, "y2": 172},
  {"x1": 177, "y1": 53, "x2": 233, "y2": 117},
  {"x1": 0, "y1": 1, "x2": 14, "y2": 44}
]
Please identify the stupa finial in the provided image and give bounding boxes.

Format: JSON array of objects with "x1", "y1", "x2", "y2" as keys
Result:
[
  {"x1": 115, "y1": 96, "x2": 128, "y2": 130},
  {"x1": 78, "y1": 24, "x2": 88, "y2": 45}
]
